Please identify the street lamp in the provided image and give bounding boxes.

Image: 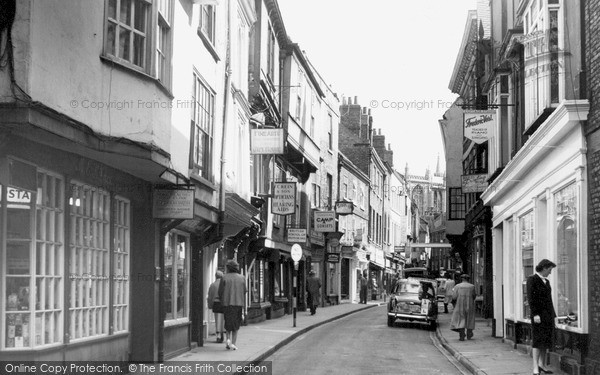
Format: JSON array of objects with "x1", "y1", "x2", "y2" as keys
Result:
[{"x1": 291, "y1": 244, "x2": 302, "y2": 327}]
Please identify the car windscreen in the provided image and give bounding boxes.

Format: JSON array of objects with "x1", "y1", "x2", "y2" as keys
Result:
[{"x1": 396, "y1": 281, "x2": 421, "y2": 294}]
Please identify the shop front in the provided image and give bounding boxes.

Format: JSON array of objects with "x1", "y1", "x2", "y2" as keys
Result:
[
  {"x1": 367, "y1": 247, "x2": 385, "y2": 300},
  {"x1": 482, "y1": 101, "x2": 589, "y2": 373},
  {"x1": 0, "y1": 134, "x2": 162, "y2": 362}
]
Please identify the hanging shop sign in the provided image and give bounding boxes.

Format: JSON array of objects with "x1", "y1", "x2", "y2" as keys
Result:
[
  {"x1": 314, "y1": 211, "x2": 336, "y2": 232},
  {"x1": 461, "y1": 174, "x2": 489, "y2": 193},
  {"x1": 251, "y1": 128, "x2": 284, "y2": 154},
  {"x1": 310, "y1": 230, "x2": 325, "y2": 246},
  {"x1": 153, "y1": 188, "x2": 195, "y2": 219},
  {"x1": 463, "y1": 110, "x2": 495, "y2": 144},
  {"x1": 335, "y1": 201, "x2": 354, "y2": 215},
  {"x1": 271, "y1": 182, "x2": 296, "y2": 215},
  {"x1": 326, "y1": 253, "x2": 341, "y2": 263},
  {"x1": 287, "y1": 228, "x2": 307, "y2": 243}
]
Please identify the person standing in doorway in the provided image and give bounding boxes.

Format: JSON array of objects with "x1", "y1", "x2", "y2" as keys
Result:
[
  {"x1": 527, "y1": 259, "x2": 557, "y2": 375},
  {"x1": 306, "y1": 270, "x2": 321, "y2": 315},
  {"x1": 450, "y1": 274, "x2": 476, "y2": 341},
  {"x1": 359, "y1": 270, "x2": 368, "y2": 304},
  {"x1": 368, "y1": 272, "x2": 378, "y2": 301},
  {"x1": 218, "y1": 259, "x2": 246, "y2": 350},
  {"x1": 443, "y1": 273, "x2": 456, "y2": 314},
  {"x1": 207, "y1": 270, "x2": 224, "y2": 343}
]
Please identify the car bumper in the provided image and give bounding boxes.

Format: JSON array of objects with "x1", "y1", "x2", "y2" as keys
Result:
[{"x1": 388, "y1": 312, "x2": 435, "y2": 323}]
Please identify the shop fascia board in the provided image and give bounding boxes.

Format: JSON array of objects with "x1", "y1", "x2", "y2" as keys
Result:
[{"x1": 481, "y1": 100, "x2": 589, "y2": 207}]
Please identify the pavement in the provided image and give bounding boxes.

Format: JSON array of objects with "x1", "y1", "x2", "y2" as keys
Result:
[
  {"x1": 169, "y1": 300, "x2": 567, "y2": 375},
  {"x1": 435, "y1": 306, "x2": 566, "y2": 375}
]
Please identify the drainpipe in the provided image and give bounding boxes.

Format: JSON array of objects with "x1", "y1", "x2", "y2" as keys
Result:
[{"x1": 219, "y1": 0, "x2": 233, "y2": 243}]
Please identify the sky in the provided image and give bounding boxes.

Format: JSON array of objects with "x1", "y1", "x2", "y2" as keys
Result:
[{"x1": 277, "y1": 0, "x2": 477, "y2": 176}]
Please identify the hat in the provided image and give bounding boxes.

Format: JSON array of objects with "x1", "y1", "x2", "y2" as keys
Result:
[
  {"x1": 460, "y1": 274, "x2": 470, "y2": 280},
  {"x1": 309, "y1": 270, "x2": 316, "y2": 275},
  {"x1": 226, "y1": 259, "x2": 239, "y2": 272},
  {"x1": 215, "y1": 270, "x2": 224, "y2": 278}
]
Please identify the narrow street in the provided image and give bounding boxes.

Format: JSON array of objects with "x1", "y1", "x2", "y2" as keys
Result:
[{"x1": 263, "y1": 306, "x2": 463, "y2": 375}]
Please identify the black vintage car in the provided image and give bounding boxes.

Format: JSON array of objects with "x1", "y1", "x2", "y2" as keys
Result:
[{"x1": 387, "y1": 278, "x2": 438, "y2": 330}]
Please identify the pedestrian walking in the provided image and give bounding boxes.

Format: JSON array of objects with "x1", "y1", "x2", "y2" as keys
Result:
[
  {"x1": 306, "y1": 270, "x2": 321, "y2": 315},
  {"x1": 218, "y1": 259, "x2": 246, "y2": 350},
  {"x1": 368, "y1": 273, "x2": 378, "y2": 301},
  {"x1": 450, "y1": 274, "x2": 476, "y2": 341},
  {"x1": 444, "y1": 273, "x2": 456, "y2": 314},
  {"x1": 207, "y1": 270, "x2": 224, "y2": 343},
  {"x1": 359, "y1": 271, "x2": 368, "y2": 304},
  {"x1": 527, "y1": 259, "x2": 557, "y2": 375}
]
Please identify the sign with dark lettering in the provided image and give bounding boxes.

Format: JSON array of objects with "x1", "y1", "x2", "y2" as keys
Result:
[
  {"x1": 326, "y1": 253, "x2": 341, "y2": 263},
  {"x1": 272, "y1": 182, "x2": 296, "y2": 215},
  {"x1": 464, "y1": 110, "x2": 495, "y2": 144},
  {"x1": 314, "y1": 211, "x2": 335, "y2": 232},
  {"x1": 153, "y1": 188, "x2": 194, "y2": 219},
  {"x1": 287, "y1": 228, "x2": 307, "y2": 243}
]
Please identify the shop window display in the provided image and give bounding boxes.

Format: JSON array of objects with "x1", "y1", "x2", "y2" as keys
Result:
[
  {"x1": 520, "y1": 211, "x2": 534, "y2": 319},
  {"x1": 2, "y1": 164, "x2": 131, "y2": 349},
  {"x1": 164, "y1": 231, "x2": 189, "y2": 321},
  {"x1": 555, "y1": 183, "x2": 579, "y2": 327},
  {"x1": 3, "y1": 169, "x2": 64, "y2": 348}
]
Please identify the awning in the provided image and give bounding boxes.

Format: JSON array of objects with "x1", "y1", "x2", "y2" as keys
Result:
[{"x1": 222, "y1": 192, "x2": 260, "y2": 238}]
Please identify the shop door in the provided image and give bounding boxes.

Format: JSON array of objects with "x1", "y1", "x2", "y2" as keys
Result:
[{"x1": 341, "y1": 258, "x2": 350, "y2": 298}]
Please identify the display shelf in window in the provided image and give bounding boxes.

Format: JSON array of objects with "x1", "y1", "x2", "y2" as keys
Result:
[{"x1": 5, "y1": 313, "x2": 31, "y2": 348}]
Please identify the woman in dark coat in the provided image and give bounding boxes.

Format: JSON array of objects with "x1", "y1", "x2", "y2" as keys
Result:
[{"x1": 526, "y1": 259, "x2": 557, "y2": 375}]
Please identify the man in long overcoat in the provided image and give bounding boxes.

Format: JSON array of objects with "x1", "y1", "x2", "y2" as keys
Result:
[
  {"x1": 450, "y1": 274, "x2": 476, "y2": 341},
  {"x1": 306, "y1": 270, "x2": 321, "y2": 315}
]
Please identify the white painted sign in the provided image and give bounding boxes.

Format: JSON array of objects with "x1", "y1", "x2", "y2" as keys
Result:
[
  {"x1": 1, "y1": 186, "x2": 33, "y2": 204},
  {"x1": 291, "y1": 244, "x2": 302, "y2": 262},
  {"x1": 287, "y1": 228, "x2": 307, "y2": 243},
  {"x1": 272, "y1": 182, "x2": 296, "y2": 215},
  {"x1": 251, "y1": 129, "x2": 284, "y2": 154},
  {"x1": 314, "y1": 211, "x2": 336, "y2": 232},
  {"x1": 153, "y1": 189, "x2": 195, "y2": 219},
  {"x1": 464, "y1": 111, "x2": 495, "y2": 144}
]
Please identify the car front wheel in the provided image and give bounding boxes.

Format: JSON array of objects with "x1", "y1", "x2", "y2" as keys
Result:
[{"x1": 387, "y1": 316, "x2": 395, "y2": 327}]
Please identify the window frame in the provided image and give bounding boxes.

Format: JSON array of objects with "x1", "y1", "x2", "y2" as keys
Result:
[
  {"x1": 163, "y1": 230, "x2": 190, "y2": 326},
  {"x1": 448, "y1": 188, "x2": 465, "y2": 220},
  {"x1": 199, "y1": 4, "x2": 216, "y2": 46},
  {"x1": 104, "y1": 0, "x2": 152, "y2": 72},
  {"x1": 191, "y1": 72, "x2": 216, "y2": 181},
  {"x1": 156, "y1": 0, "x2": 173, "y2": 89}
]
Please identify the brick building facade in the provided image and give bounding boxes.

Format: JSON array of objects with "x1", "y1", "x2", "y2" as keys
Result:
[{"x1": 585, "y1": 0, "x2": 600, "y2": 373}]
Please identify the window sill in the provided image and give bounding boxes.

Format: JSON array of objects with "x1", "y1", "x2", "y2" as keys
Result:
[
  {"x1": 100, "y1": 55, "x2": 174, "y2": 99},
  {"x1": 190, "y1": 172, "x2": 216, "y2": 191},
  {"x1": 164, "y1": 318, "x2": 191, "y2": 328},
  {"x1": 197, "y1": 29, "x2": 220, "y2": 62}
]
